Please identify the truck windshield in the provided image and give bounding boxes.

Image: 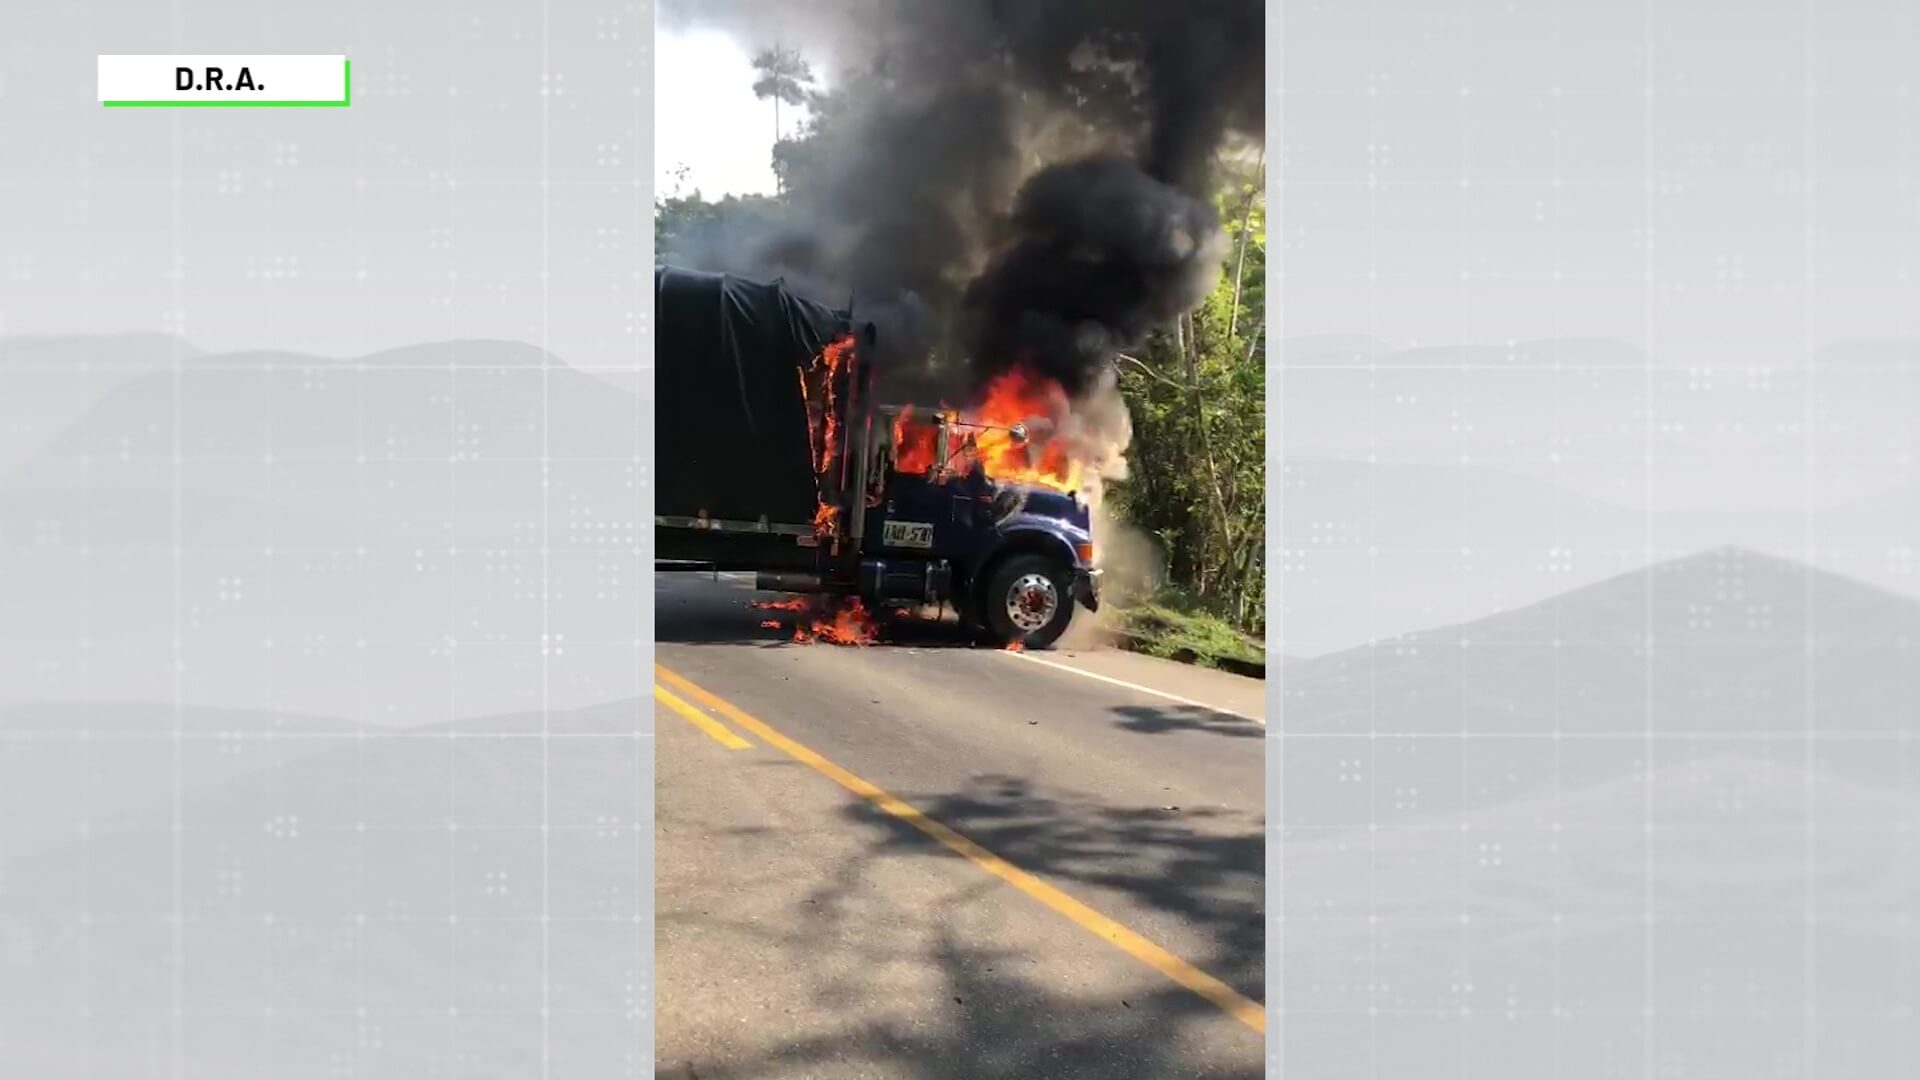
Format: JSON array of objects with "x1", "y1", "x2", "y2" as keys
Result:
[
  {"x1": 890, "y1": 410, "x2": 939, "y2": 475},
  {"x1": 887, "y1": 408, "x2": 1002, "y2": 486}
]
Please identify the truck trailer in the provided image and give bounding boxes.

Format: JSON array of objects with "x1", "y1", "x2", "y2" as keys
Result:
[{"x1": 654, "y1": 265, "x2": 1100, "y2": 648}]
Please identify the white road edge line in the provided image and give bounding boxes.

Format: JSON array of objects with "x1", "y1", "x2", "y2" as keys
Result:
[{"x1": 1001, "y1": 650, "x2": 1265, "y2": 726}]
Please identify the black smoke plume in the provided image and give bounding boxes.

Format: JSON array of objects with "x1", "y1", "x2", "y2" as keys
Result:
[
  {"x1": 658, "y1": 0, "x2": 1262, "y2": 404},
  {"x1": 960, "y1": 156, "x2": 1229, "y2": 398}
]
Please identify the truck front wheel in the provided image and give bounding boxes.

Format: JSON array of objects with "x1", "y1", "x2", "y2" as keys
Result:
[{"x1": 981, "y1": 553, "x2": 1074, "y2": 649}]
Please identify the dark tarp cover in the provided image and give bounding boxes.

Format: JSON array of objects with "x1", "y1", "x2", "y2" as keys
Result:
[{"x1": 655, "y1": 265, "x2": 850, "y2": 525}]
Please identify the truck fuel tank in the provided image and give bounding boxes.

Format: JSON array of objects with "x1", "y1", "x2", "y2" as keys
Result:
[
  {"x1": 858, "y1": 558, "x2": 952, "y2": 606},
  {"x1": 755, "y1": 559, "x2": 953, "y2": 607}
]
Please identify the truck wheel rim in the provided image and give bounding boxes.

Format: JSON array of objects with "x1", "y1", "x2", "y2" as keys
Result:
[{"x1": 1006, "y1": 573, "x2": 1058, "y2": 633}]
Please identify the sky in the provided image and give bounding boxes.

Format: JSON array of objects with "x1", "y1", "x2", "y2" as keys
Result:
[{"x1": 656, "y1": 28, "x2": 816, "y2": 199}]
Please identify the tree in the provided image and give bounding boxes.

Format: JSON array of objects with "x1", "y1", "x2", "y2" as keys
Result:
[
  {"x1": 666, "y1": 162, "x2": 694, "y2": 199},
  {"x1": 1109, "y1": 152, "x2": 1267, "y2": 633},
  {"x1": 749, "y1": 46, "x2": 815, "y2": 192},
  {"x1": 654, "y1": 190, "x2": 783, "y2": 263}
]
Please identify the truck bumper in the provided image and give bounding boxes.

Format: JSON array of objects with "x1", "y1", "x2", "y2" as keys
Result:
[{"x1": 1074, "y1": 568, "x2": 1102, "y2": 613}]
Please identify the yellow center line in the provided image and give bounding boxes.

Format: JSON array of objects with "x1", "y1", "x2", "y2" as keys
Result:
[
  {"x1": 654, "y1": 662, "x2": 1266, "y2": 1036},
  {"x1": 654, "y1": 682, "x2": 753, "y2": 750}
]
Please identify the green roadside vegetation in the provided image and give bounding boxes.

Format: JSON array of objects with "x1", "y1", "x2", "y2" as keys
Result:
[{"x1": 1107, "y1": 590, "x2": 1265, "y2": 676}]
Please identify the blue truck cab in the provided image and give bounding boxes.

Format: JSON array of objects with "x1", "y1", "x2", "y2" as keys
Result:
[{"x1": 855, "y1": 407, "x2": 1100, "y2": 647}]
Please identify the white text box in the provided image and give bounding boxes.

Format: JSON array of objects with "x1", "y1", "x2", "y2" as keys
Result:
[{"x1": 98, "y1": 55, "x2": 348, "y2": 105}]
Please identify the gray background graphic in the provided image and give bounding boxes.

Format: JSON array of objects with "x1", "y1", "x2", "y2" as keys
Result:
[
  {"x1": 1275, "y1": 0, "x2": 1918, "y2": 1076},
  {"x1": 0, "y1": 3, "x2": 655, "y2": 1077}
]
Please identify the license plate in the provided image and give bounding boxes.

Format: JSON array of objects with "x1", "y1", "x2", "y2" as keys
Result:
[{"x1": 881, "y1": 520, "x2": 935, "y2": 549}]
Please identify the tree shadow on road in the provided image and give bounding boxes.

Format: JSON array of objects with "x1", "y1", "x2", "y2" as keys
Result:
[
  {"x1": 835, "y1": 775, "x2": 1264, "y2": 1001},
  {"x1": 1111, "y1": 703, "x2": 1263, "y2": 739},
  {"x1": 657, "y1": 928, "x2": 1259, "y2": 1080},
  {"x1": 660, "y1": 773, "x2": 1265, "y2": 1079}
]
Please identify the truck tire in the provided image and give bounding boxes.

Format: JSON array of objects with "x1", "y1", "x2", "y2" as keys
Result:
[{"x1": 980, "y1": 553, "x2": 1074, "y2": 649}]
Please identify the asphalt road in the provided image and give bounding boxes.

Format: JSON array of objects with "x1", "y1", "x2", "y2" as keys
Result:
[{"x1": 655, "y1": 571, "x2": 1266, "y2": 1080}]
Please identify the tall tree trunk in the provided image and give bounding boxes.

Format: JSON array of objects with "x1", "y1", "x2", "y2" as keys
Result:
[
  {"x1": 1227, "y1": 147, "x2": 1265, "y2": 340},
  {"x1": 1176, "y1": 316, "x2": 1209, "y2": 596},
  {"x1": 772, "y1": 40, "x2": 784, "y2": 194},
  {"x1": 1182, "y1": 312, "x2": 1234, "y2": 601}
]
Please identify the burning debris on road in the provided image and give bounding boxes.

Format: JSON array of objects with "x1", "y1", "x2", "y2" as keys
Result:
[{"x1": 753, "y1": 595, "x2": 878, "y2": 646}]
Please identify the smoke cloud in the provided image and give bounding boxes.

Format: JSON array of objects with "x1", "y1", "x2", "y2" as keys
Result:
[
  {"x1": 659, "y1": 0, "x2": 1263, "y2": 490},
  {"x1": 960, "y1": 155, "x2": 1231, "y2": 398}
]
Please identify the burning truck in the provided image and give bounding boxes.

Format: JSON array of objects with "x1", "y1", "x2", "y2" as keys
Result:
[{"x1": 655, "y1": 264, "x2": 1101, "y2": 649}]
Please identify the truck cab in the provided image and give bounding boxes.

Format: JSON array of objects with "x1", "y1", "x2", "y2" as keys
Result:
[{"x1": 856, "y1": 406, "x2": 1100, "y2": 648}]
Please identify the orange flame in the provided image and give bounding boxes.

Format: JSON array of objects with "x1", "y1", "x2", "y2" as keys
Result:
[
  {"x1": 794, "y1": 596, "x2": 876, "y2": 646},
  {"x1": 967, "y1": 369, "x2": 1083, "y2": 495},
  {"x1": 751, "y1": 594, "x2": 879, "y2": 646},
  {"x1": 891, "y1": 406, "x2": 940, "y2": 475},
  {"x1": 799, "y1": 333, "x2": 859, "y2": 538},
  {"x1": 887, "y1": 369, "x2": 1084, "y2": 495},
  {"x1": 813, "y1": 336, "x2": 855, "y2": 475}
]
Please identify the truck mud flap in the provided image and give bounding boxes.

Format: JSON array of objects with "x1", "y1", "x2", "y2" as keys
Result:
[{"x1": 1074, "y1": 570, "x2": 1101, "y2": 613}]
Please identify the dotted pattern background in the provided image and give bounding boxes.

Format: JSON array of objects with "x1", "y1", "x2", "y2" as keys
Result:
[
  {"x1": 1272, "y1": 1, "x2": 1919, "y2": 1077},
  {"x1": 0, "y1": 3, "x2": 656, "y2": 1077}
]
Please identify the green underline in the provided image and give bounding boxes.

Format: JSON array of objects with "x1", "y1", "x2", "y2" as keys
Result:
[
  {"x1": 104, "y1": 100, "x2": 348, "y2": 107},
  {"x1": 103, "y1": 58, "x2": 350, "y2": 108}
]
